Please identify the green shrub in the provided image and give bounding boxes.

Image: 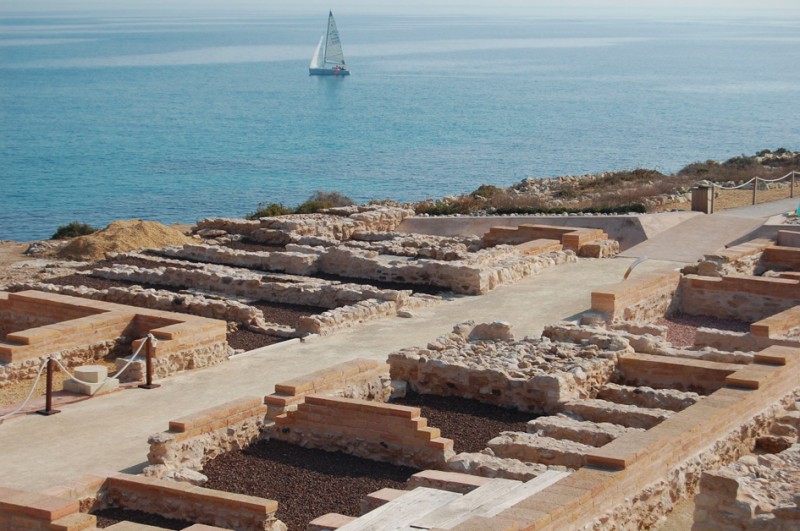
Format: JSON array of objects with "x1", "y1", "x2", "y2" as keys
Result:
[
  {"x1": 295, "y1": 191, "x2": 355, "y2": 214},
  {"x1": 51, "y1": 221, "x2": 99, "y2": 240},
  {"x1": 246, "y1": 202, "x2": 293, "y2": 219}
]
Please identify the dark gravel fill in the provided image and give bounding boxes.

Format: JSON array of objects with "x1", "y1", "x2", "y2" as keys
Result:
[
  {"x1": 313, "y1": 272, "x2": 444, "y2": 296},
  {"x1": 253, "y1": 301, "x2": 324, "y2": 328},
  {"x1": 224, "y1": 240, "x2": 287, "y2": 253},
  {"x1": 203, "y1": 439, "x2": 416, "y2": 531},
  {"x1": 657, "y1": 312, "x2": 751, "y2": 347},
  {"x1": 91, "y1": 256, "x2": 201, "y2": 270},
  {"x1": 92, "y1": 507, "x2": 193, "y2": 529},
  {"x1": 46, "y1": 273, "x2": 179, "y2": 293},
  {"x1": 227, "y1": 329, "x2": 285, "y2": 351},
  {"x1": 392, "y1": 392, "x2": 535, "y2": 453}
]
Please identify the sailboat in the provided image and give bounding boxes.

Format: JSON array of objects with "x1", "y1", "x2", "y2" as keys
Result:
[{"x1": 309, "y1": 11, "x2": 350, "y2": 76}]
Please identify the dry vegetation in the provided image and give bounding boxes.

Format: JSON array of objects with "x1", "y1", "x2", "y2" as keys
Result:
[{"x1": 413, "y1": 148, "x2": 800, "y2": 216}]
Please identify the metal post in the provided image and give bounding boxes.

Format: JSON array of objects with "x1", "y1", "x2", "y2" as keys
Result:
[
  {"x1": 138, "y1": 336, "x2": 160, "y2": 390},
  {"x1": 752, "y1": 177, "x2": 758, "y2": 205},
  {"x1": 36, "y1": 357, "x2": 61, "y2": 416}
]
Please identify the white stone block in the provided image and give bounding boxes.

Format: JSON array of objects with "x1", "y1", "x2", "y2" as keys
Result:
[
  {"x1": 73, "y1": 364, "x2": 107, "y2": 384},
  {"x1": 63, "y1": 377, "x2": 119, "y2": 396}
]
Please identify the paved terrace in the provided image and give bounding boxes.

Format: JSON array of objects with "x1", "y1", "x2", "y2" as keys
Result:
[{"x1": 0, "y1": 256, "x2": 680, "y2": 492}]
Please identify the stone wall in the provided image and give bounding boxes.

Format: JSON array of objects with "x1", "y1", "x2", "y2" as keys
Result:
[
  {"x1": 105, "y1": 474, "x2": 286, "y2": 531},
  {"x1": 271, "y1": 394, "x2": 455, "y2": 469},
  {"x1": 591, "y1": 270, "x2": 681, "y2": 322},
  {"x1": 7, "y1": 281, "x2": 284, "y2": 334},
  {"x1": 388, "y1": 322, "x2": 622, "y2": 414},
  {"x1": 145, "y1": 396, "x2": 268, "y2": 477},
  {"x1": 0, "y1": 290, "x2": 229, "y2": 387},
  {"x1": 92, "y1": 263, "x2": 408, "y2": 309},
  {"x1": 457, "y1": 345, "x2": 800, "y2": 530},
  {"x1": 694, "y1": 238, "x2": 773, "y2": 277},
  {"x1": 680, "y1": 274, "x2": 800, "y2": 322},
  {"x1": 195, "y1": 205, "x2": 414, "y2": 244},
  {"x1": 694, "y1": 444, "x2": 799, "y2": 529}
]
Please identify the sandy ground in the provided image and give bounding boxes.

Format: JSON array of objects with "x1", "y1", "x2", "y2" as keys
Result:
[{"x1": 0, "y1": 240, "x2": 86, "y2": 287}]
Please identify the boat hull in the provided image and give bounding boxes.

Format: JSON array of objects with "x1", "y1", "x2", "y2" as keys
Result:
[{"x1": 309, "y1": 67, "x2": 350, "y2": 76}]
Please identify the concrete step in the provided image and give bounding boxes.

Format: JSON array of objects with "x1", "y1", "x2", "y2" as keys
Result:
[
  {"x1": 561, "y1": 398, "x2": 673, "y2": 429},
  {"x1": 488, "y1": 431, "x2": 594, "y2": 468},
  {"x1": 406, "y1": 478, "x2": 521, "y2": 530},
  {"x1": 527, "y1": 414, "x2": 640, "y2": 447},
  {"x1": 337, "y1": 487, "x2": 461, "y2": 531},
  {"x1": 406, "y1": 470, "x2": 492, "y2": 494},
  {"x1": 308, "y1": 513, "x2": 358, "y2": 531},
  {"x1": 597, "y1": 383, "x2": 701, "y2": 412},
  {"x1": 360, "y1": 488, "x2": 406, "y2": 515}
]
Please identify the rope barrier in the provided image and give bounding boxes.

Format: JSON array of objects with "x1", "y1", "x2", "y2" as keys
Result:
[
  {"x1": 0, "y1": 358, "x2": 49, "y2": 423},
  {"x1": 0, "y1": 334, "x2": 156, "y2": 423},
  {"x1": 51, "y1": 334, "x2": 154, "y2": 386},
  {"x1": 712, "y1": 171, "x2": 795, "y2": 190}
]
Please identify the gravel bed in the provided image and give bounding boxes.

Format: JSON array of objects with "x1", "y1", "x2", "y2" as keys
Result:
[
  {"x1": 314, "y1": 272, "x2": 444, "y2": 295},
  {"x1": 227, "y1": 329, "x2": 285, "y2": 351},
  {"x1": 656, "y1": 312, "x2": 751, "y2": 347},
  {"x1": 46, "y1": 273, "x2": 178, "y2": 293},
  {"x1": 392, "y1": 392, "x2": 535, "y2": 453},
  {"x1": 253, "y1": 301, "x2": 324, "y2": 328},
  {"x1": 203, "y1": 439, "x2": 416, "y2": 531},
  {"x1": 93, "y1": 507, "x2": 193, "y2": 529},
  {"x1": 90, "y1": 256, "x2": 202, "y2": 271},
  {"x1": 224, "y1": 240, "x2": 287, "y2": 253}
]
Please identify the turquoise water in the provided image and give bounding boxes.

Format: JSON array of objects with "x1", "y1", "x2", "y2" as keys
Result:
[{"x1": 1, "y1": 14, "x2": 799, "y2": 241}]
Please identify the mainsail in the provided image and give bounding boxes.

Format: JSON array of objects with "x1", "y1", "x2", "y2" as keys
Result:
[{"x1": 324, "y1": 11, "x2": 345, "y2": 66}]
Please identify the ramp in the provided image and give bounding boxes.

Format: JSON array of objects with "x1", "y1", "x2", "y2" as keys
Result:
[{"x1": 620, "y1": 214, "x2": 763, "y2": 263}]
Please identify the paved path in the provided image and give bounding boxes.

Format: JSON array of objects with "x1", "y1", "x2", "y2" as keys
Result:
[
  {"x1": 717, "y1": 196, "x2": 799, "y2": 218},
  {"x1": 620, "y1": 214, "x2": 763, "y2": 263},
  {"x1": 0, "y1": 257, "x2": 679, "y2": 492}
]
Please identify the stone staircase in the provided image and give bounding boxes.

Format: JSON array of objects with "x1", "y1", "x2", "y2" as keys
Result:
[{"x1": 311, "y1": 470, "x2": 571, "y2": 531}]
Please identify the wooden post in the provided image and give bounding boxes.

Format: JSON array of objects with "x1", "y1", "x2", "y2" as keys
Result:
[
  {"x1": 138, "y1": 336, "x2": 161, "y2": 390},
  {"x1": 752, "y1": 177, "x2": 758, "y2": 205},
  {"x1": 36, "y1": 357, "x2": 61, "y2": 416},
  {"x1": 792, "y1": 171, "x2": 796, "y2": 199},
  {"x1": 710, "y1": 184, "x2": 715, "y2": 214}
]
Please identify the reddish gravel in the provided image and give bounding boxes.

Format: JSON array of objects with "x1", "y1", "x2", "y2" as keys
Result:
[
  {"x1": 656, "y1": 312, "x2": 751, "y2": 347},
  {"x1": 253, "y1": 301, "x2": 323, "y2": 328},
  {"x1": 202, "y1": 440, "x2": 416, "y2": 531},
  {"x1": 90, "y1": 255, "x2": 201, "y2": 270},
  {"x1": 46, "y1": 273, "x2": 177, "y2": 292},
  {"x1": 227, "y1": 329, "x2": 285, "y2": 351},
  {"x1": 93, "y1": 507, "x2": 193, "y2": 529},
  {"x1": 392, "y1": 393, "x2": 536, "y2": 453}
]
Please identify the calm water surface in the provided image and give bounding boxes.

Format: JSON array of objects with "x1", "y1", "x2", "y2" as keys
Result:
[{"x1": 1, "y1": 15, "x2": 799, "y2": 240}]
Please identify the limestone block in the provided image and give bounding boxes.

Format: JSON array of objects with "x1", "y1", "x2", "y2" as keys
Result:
[
  {"x1": 63, "y1": 376, "x2": 119, "y2": 396},
  {"x1": 468, "y1": 321, "x2": 515, "y2": 341},
  {"x1": 527, "y1": 414, "x2": 640, "y2": 447},
  {"x1": 73, "y1": 364, "x2": 107, "y2": 383},
  {"x1": 560, "y1": 398, "x2": 673, "y2": 429},
  {"x1": 487, "y1": 431, "x2": 593, "y2": 468}
]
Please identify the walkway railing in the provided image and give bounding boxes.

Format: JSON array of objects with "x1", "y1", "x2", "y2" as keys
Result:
[{"x1": 699, "y1": 170, "x2": 799, "y2": 214}]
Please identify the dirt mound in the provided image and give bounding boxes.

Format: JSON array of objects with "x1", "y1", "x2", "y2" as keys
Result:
[{"x1": 58, "y1": 220, "x2": 194, "y2": 261}]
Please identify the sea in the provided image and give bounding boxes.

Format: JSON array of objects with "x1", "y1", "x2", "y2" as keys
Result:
[{"x1": 1, "y1": 13, "x2": 799, "y2": 241}]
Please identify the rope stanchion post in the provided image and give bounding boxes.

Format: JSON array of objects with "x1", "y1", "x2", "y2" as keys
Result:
[
  {"x1": 138, "y1": 335, "x2": 160, "y2": 390},
  {"x1": 752, "y1": 177, "x2": 758, "y2": 205},
  {"x1": 710, "y1": 183, "x2": 715, "y2": 214},
  {"x1": 36, "y1": 357, "x2": 61, "y2": 416},
  {"x1": 792, "y1": 171, "x2": 796, "y2": 199}
]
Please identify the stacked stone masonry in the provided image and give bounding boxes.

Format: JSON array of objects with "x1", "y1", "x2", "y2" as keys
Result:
[
  {"x1": 0, "y1": 290, "x2": 228, "y2": 386},
  {"x1": 272, "y1": 394, "x2": 456, "y2": 469}
]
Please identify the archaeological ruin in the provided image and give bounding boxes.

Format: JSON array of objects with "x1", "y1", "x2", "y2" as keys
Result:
[{"x1": 0, "y1": 205, "x2": 797, "y2": 530}]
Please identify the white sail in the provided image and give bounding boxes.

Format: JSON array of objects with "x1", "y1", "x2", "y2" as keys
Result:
[
  {"x1": 324, "y1": 11, "x2": 345, "y2": 66},
  {"x1": 309, "y1": 34, "x2": 325, "y2": 69}
]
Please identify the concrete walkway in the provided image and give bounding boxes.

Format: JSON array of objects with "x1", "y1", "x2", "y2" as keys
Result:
[
  {"x1": 620, "y1": 214, "x2": 764, "y2": 263},
  {"x1": 0, "y1": 256, "x2": 679, "y2": 492},
  {"x1": 717, "y1": 196, "x2": 799, "y2": 218}
]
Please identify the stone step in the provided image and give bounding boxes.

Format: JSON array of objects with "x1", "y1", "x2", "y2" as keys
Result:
[
  {"x1": 597, "y1": 383, "x2": 701, "y2": 412},
  {"x1": 102, "y1": 521, "x2": 169, "y2": 530},
  {"x1": 308, "y1": 513, "x2": 358, "y2": 531},
  {"x1": 406, "y1": 470, "x2": 492, "y2": 494},
  {"x1": 561, "y1": 398, "x2": 673, "y2": 429},
  {"x1": 527, "y1": 414, "x2": 641, "y2": 447},
  {"x1": 337, "y1": 487, "x2": 461, "y2": 531},
  {"x1": 360, "y1": 488, "x2": 406, "y2": 515},
  {"x1": 407, "y1": 478, "x2": 521, "y2": 529},
  {"x1": 487, "y1": 431, "x2": 594, "y2": 468}
]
